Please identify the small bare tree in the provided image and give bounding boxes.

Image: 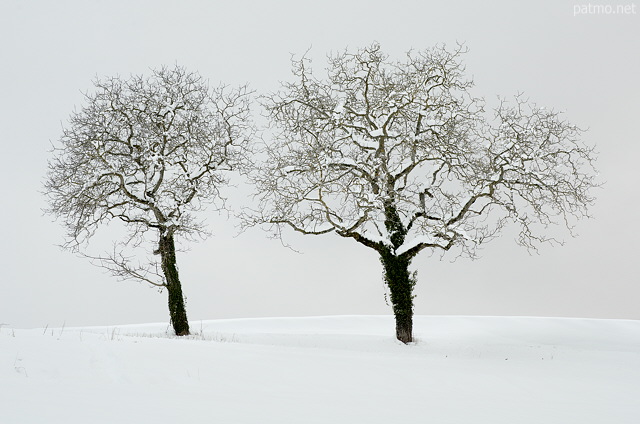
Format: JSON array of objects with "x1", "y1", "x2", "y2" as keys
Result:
[
  {"x1": 252, "y1": 43, "x2": 598, "y2": 343},
  {"x1": 45, "y1": 65, "x2": 253, "y2": 336}
]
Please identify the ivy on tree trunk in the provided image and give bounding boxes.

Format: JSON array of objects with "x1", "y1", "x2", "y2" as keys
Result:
[
  {"x1": 381, "y1": 200, "x2": 416, "y2": 344},
  {"x1": 159, "y1": 232, "x2": 190, "y2": 336},
  {"x1": 380, "y1": 248, "x2": 416, "y2": 343}
]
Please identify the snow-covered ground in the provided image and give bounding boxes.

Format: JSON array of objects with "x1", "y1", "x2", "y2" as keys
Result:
[{"x1": 1, "y1": 315, "x2": 639, "y2": 423}]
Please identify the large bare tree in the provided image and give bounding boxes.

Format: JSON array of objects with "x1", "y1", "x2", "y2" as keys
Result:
[
  {"x1": 45, "y1": 65, "x2": 253, "y2": 335},
  {"x1": 252, "y1": 43, "x2": 598, "y2": 343}
]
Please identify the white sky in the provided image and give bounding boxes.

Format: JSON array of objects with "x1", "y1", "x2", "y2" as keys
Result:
[{"x1": 1, "y1": 0, "x2": 638, "y2": 328}]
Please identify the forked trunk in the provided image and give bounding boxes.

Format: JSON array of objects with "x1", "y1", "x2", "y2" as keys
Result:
[
  {"x1": 159, "y1": 232, "x2": 190, "y2": 336},
  {"x1": 379, "y1": 249, "x2": 415, "y2": 344}
]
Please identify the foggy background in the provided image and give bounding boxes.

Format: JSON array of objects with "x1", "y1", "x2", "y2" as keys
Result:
[{"x1": 1, "y1": 0, "x2": 638, "y2": 328}]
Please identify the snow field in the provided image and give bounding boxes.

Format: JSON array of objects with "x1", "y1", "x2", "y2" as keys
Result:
[{"x1": 1, "y1": 315, "x2": 639, "y2": 423}]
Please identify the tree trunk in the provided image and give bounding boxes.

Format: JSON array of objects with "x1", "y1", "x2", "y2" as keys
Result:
[
  {"x1": 379, "y1": 198, "x2": 415, "y2": 344},
  {"x1": 159, "y1": 232, "x2": 190, "y2": 336},
  {"x1": 379, "y1": 249, "x2": 415, "y2": 344}
]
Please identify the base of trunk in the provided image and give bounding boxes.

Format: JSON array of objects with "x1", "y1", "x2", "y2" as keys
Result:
[
  {"x1": 167, "y1": 285, "x2": 190, "y2": 336},
  {"x1": 395, "y1": 317, "x2": 413, "y2": 344}
]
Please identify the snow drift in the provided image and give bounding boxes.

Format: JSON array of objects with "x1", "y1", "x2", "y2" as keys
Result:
[{"x1": 1, "y1": 315, "x2": 639, "y2": 423}]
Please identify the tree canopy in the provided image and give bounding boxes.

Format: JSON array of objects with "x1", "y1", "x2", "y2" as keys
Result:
[
  {"x1": 251, "y1": 43, "x2": 598, "y2": 342},
  {"x1": 45, "y1": 65, "x2": 253, "y2": 334}
]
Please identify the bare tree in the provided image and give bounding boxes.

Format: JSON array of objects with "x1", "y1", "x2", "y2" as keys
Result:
[
  {"x1": 45, "y1": 65, "x2": 253, "y2": 336},
  {"x1": 251, "y1": 43, "x2": 598, "y2": 343}
]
